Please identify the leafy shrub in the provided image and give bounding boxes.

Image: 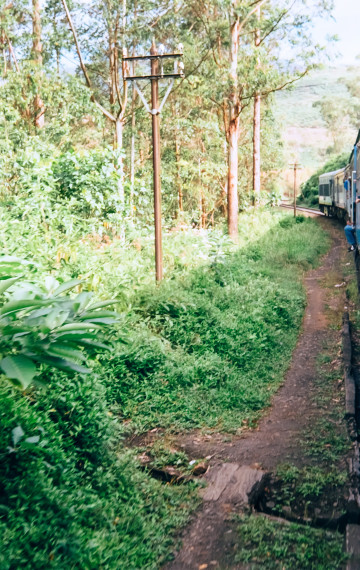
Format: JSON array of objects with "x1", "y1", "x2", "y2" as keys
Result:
[
  {"x1": 0, "y1": 379, "x2": 194, "y2": 569},
  {"x1": 0, "y1": 256, "x2": 118, "y2": 389},
  {"x1": 52, "y1": 148, "x2": 123, "y2": 217}
]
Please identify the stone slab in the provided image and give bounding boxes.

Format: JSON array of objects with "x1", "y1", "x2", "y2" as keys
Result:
[
  {"x1": 346, "y1": 524, "x2": 360, "y2": 570},
  {"x1": 202, "y1": 463, "x2": 267, "y2": 505}
]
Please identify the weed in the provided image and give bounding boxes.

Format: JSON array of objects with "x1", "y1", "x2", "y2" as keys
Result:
[{"x1": 233, "y1": 514, "x2": 347, "y2": 569}]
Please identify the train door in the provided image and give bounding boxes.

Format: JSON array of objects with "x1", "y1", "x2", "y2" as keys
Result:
[
  {"x1": 352, "y1": 171, "x2": 357, "y2": 224},
  {"x1": 346, "y1": 178, "x2": 352, "y2": 218}
]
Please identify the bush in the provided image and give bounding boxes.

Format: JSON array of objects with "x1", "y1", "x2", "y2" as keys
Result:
[{"x1": 52, "y1": 148, "x2": 123, "y2": 217}]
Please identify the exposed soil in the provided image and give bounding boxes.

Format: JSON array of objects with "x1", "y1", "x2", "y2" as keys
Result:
[{"x1": 163, "y1": 217, "x2": 352, "y2": 570}]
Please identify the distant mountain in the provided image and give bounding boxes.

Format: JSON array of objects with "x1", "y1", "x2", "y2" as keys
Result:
[{"x1": 274, "y1": 65, "x2": 357, "y2": 195}]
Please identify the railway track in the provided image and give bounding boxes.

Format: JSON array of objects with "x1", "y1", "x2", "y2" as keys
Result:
[{"x1": 279, "y1": 203, "x2": 324, "y2": 216}]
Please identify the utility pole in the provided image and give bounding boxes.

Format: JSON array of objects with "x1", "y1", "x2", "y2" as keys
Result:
[
  {"x1": 123, "y1": 42, "x2": 184, "y2": 282},
  {"x1": 289, "y1": 162, "x2": 302, "y2": 217}
]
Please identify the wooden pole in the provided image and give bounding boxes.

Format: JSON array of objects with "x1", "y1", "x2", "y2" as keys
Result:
[
  {"x1": 294, "y1": 163, "x2": 297, "y2": 218},
  {"x1": 150, "y1": 41, "x2": 163, "y2": 282}
]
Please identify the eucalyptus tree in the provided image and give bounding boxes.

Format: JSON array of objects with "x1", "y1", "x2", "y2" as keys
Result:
[{"x1": 175, "y1": 0, "x2": 334, "y2": 237}]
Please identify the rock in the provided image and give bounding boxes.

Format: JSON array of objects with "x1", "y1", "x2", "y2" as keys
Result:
[
  {"x1": 193, "y1": 461, "x2": 209, "y2": 476},
  {"x1": 202, "y1": 463, "x2": 268, "y2": 505},
  {"x1": 346, "y1": 524, "x2": 360, "y2": 569}
]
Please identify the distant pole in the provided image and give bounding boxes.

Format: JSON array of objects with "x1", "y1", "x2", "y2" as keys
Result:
[
  {"x1": 150, "y1": 43, "x2": 163, "y2": 282},
  {"x1": 289, "y1": 162, "x2": 302, "y2": 217},
  {"x1": 294, "y1": 163, "x2": 297, "y2": 218}
]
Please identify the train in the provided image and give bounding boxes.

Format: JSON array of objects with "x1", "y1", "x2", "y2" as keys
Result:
[{"x1": 318, "y1": 131, "x2": 360, "y2": 235}]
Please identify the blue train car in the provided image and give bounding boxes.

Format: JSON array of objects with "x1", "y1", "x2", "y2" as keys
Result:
[
  {"x1": 319, "y1": 130, "x2": 359, "y2": 230},
  {"x1": 318, "y1": 168, "x2": 345, "y2": 217}
]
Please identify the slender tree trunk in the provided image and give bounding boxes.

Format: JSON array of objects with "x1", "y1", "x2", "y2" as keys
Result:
[
  {"x1": 130, "y1": 85, "x2": 136, "y2": 216},
  {"x1": 227, "y1": 12, "x2": 240, "y2": 240},
  {"x1": 253, "y1": 92, "x2": 261, "y2": 199},
  {"x1": 175, "y1": 133, "x2": 183, "y2": 214},
  {"x1": 227, "y1": 115, "x2": 239, "y2": 237},
  {"x1": 201, "y1": 191, "x2": 207, "y2": 228},
  {"x1": 115, "y1": 116, "x2": 124, "y2": 204},
  {"x1": 253, "y1": 5, "x2": 261, "y2": 202},
  {"x1": 32, "y1": 0, "x2": 45, "y2": 129}
]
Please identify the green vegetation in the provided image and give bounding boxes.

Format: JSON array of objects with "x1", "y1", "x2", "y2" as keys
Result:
[
  {"x1": 0, "y1": 256, "x2": 119, "y2": 390},
  {"x1": 299, "y1": 153, "x2": 349, "y2": 207},
  {"x1": 104, "y1": 215, "x2": 329, "y2": 433},
  {"x1": 0, "y1": 1, "x2": 346, "y2": 567},
  {"x1": 233, "y1": 514, "x2": 347, "y2": 569},
  {"x1": 0, "y1": 210, "x2": 330, "y2": 568}
]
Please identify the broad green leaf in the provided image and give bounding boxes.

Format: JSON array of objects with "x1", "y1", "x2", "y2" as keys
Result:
[
  {"x1": 79, "y1": 310, "x2": 118, "y2": 320},
  {"x1": 0, "y1": 276, "x2": 21, "y2": 295},
  {"x1": 87, "y1": 299, "x2": 119, "y2": 310},
  {"x1": 73, "y1": 292, "x2": 93, "y2": 312},
  {"x1": 55, "y1": 323, "x2": 101, "y2": 332},
  {"x1": 53, "y1": 279, "x2": 83, "y2": 297},
  {"x1": 74, "y1": 338, "x2": 110, "y2": 350},
  {"x1": 44, "y1": 276, "x2": 60, "y2": 294},
  {"x1": 44, "y1": 344, "x2": 86, "y2": 362},
  {"x1": 32, "y1": 354, "x2": 91, "y2": 375},
  {"x1": 82, "y1": 317, "x2": 117, "y2": 324},
  {"x1": 24, "y1": 435, "x2": 40, "y2": 444},
  {"x1": 44, "y1": 308, "x2": 70, "y2": 330},
  {"x1": 0, "y1": 299, "x2": 51, "y2": 317},
  {"x1": 0, "y1": 355, "x2": 37, "y2": 389},
  {"x1": 12, "y1": 425, "x2": 24, "y2": 446},
  {"x1": 55, "y1": 331, "x2": 99, "y2": 340},
  {"x1": 0, "y1": 256, "x2": 31, "y2": 264}
]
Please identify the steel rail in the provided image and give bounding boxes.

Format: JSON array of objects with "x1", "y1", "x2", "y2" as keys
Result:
[{"x1": 279, "y1": 203, "x2": 324, "y2": 216}]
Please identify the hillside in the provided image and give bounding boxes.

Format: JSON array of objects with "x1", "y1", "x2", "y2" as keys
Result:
[{"x1": 275, "y1": 65, "x2": 357, "y2": 195}]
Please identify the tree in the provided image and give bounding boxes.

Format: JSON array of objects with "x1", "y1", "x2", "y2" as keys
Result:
[{"x1": 32, "y1": 0, "x2": 45, "y2": 128}]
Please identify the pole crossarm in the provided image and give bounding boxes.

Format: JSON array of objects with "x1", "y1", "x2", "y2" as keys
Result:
[
  {"x1": 125, "y1": 73, "x2": 183, "y2": 81},
  {"x1": 123, "y1": 52, "x2": 183, "y2": 62}
]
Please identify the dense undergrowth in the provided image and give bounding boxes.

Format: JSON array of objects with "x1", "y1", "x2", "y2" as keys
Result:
[{"x1": 0, "y1": 210, "x2": 330, "y2": 568}]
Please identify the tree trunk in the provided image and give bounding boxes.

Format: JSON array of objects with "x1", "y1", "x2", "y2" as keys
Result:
[
  {"x1": 130, "y1": 86, "x2": 136, "y2": 216},
  {"x1": 253, "y1": 5, "x2": 261, "y2": 203},
  {"x1": 32, "y1": 0, "x2": 45, "y2": 129},
  {"x1": 175, "y1": 133, "x2": 183, "y2": 214},
  {"x1": 227, "y1": 13, "x2": 240, "y2": 240},
  {"x1": 227, "y1": 115, "x2": 239, "y2": 238},
  {"x1": 201, "y1": 191, "x2": 207, "y2": 228},
  {"x1": 115, "y1": 117, "x2": 124, "y2": 204},
  {"x1": 253, "y1": 92, "x2": 261, "y2": 200}
]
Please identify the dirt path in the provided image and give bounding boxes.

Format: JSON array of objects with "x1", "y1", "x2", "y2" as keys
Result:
[{"x1": 165, "y1": 218, "x2": 349, "y2": 570}]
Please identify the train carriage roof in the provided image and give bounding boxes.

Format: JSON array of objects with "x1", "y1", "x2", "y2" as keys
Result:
[{"x1": 319, "y1": 168, "x2": 345, "y2": 180}]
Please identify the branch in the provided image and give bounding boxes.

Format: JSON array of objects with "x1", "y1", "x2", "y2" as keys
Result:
[
  {"x1": 259, "y1": 2, "x2": 296, "y2": 45},
  {"x1": 238, "y1": 0, "x2": 269, "y2": 34},
  {"x1": 61, "y1": 0, "x2": 116, "y2": 123},
  {"x1": 242, "y1": 68, "x2": 310, "y2": 103},
  {"x1": 4, "y1": 32, "x2": 19, "y2": 73}
]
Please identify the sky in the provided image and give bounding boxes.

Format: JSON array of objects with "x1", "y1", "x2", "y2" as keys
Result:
[{"x1": 314, "y1": 0, "x2": 360, "y2": 65}]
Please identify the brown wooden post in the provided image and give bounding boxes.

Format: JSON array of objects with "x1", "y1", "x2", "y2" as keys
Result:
[
  {"x1": 294, "y1": 163, "x2": 297, "y2": 218},
  {"x1": 150, "y1": 42, "x2": 163, "y2": 282}
]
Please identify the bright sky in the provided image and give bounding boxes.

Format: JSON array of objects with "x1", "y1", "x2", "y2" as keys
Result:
[{"x1": 314, "y1": 0, "x2": 360, "y2": 65}]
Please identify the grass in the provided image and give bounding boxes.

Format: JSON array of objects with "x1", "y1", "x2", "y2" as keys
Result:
[
  {"x1": 100, "y1": 214, "x2": 330, "y2": 433},
  {"x1": 0, "y1": 209, "x2": 331, "y2": 568},
  {"x1": 228, "y1": 260, "x2": 352, "y2": 570},
  {"x1": 233, "y1": 514, "x2": 347, "y2": 569}
]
